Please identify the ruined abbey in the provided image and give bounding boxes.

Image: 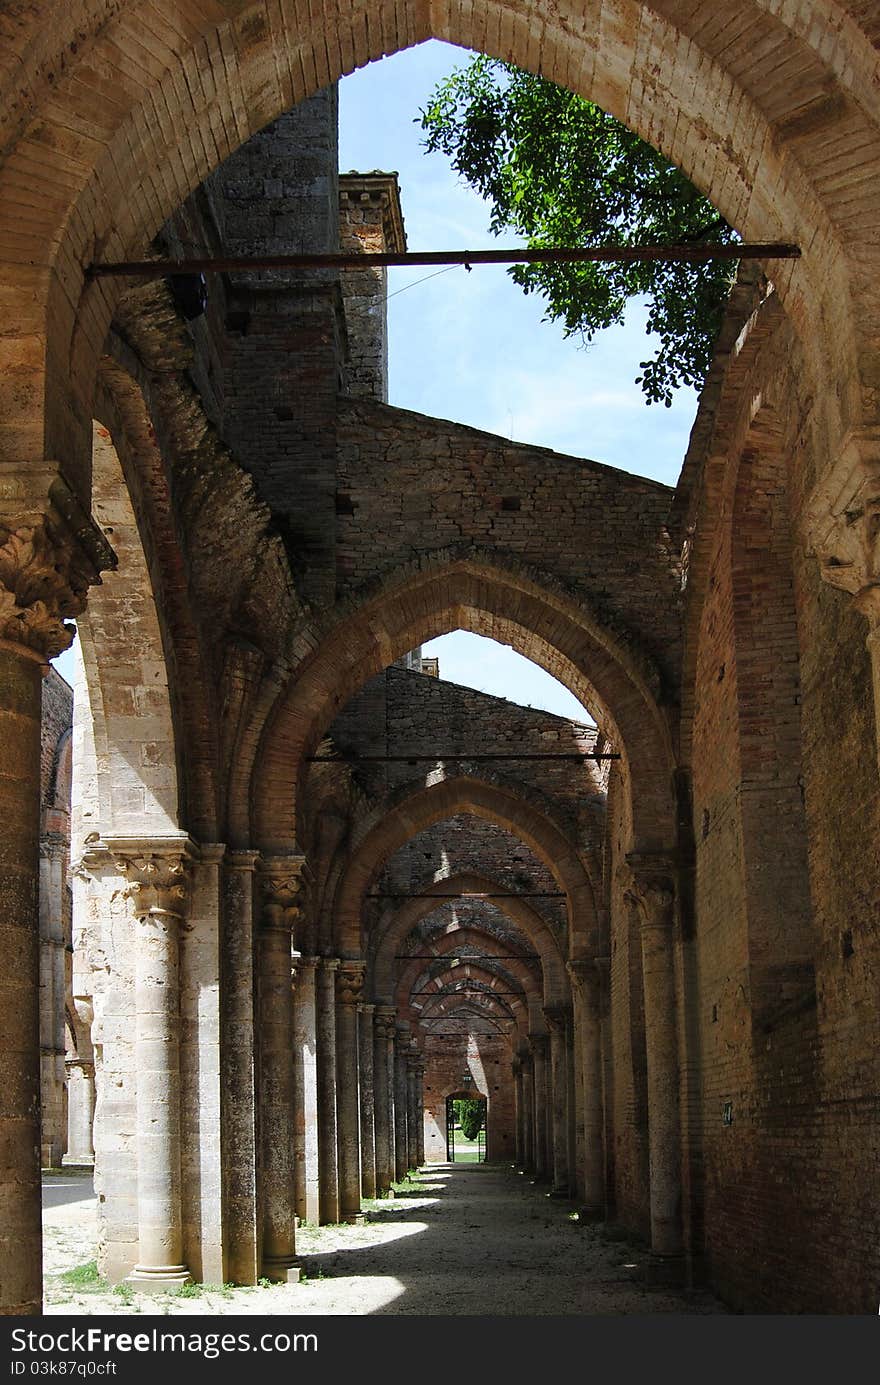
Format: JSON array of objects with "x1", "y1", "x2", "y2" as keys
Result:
[{"x1": 0, "y1": 0, "x2": 878, "y2": 1319}]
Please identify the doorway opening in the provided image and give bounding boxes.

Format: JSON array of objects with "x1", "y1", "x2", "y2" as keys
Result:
[{"x1": 446, "y1": 1093, "x2": 487, "y2": 1163}]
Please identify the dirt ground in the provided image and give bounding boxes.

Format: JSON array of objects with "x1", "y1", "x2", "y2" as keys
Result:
[{"x1": 42, "y1": 1164, "x2": 726, "y2": 1315}]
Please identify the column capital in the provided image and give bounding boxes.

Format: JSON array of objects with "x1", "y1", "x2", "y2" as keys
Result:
[
  {"x1": 374, "y1": 1006, "x2": 397, "y2": 1040},
  {"x1": 805, "y1": 426, "x2": 880, "y2": 628},
  {"x1": 257, "y1": 853, "x2": 306, "y2": 936},
  {"x1": 566, "y1": 957, "x2": 601, "y2": 997},
  {"x1": 65, "y1": 1057, "x2": 95, "y2": 1078},
  {"x1": 226, "y1": 849, "x2": 260, "y2": 872},
  {"x1": 358, "y1": 1001, "x2": 376, "y2": 1017},
  {"x1": 542, "y1": 1003, "x2": 573, "y2": 1033},
  {"x1": 625, "y1": 852, "x2": 676, "y2": 929},
  {"x1": 528, "y1": 1032, "x2": 550, "y2": 1058},
  {"x1": 319, "y1": 955, "x2": 340, "y2": 974},
  {"x1": 0, "y1": 461, "x2": 116, "y2": 659},
  {"x1": 105, "y1": 834, "x2": 198, "y2": 925},
  {"x1": 336, "y1": 961, "x2": 366, "y2": 1007}
]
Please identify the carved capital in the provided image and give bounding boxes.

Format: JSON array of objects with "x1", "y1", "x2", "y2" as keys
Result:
[
  {"x1": 112, "y1": 845, "x2": 195, "y2": 925},
  {"x1": 0, "y1": 462, "x2": 116, "y2": 658},
  {"x1": 528, "y1": 1032, "x2": 550, "y2": 1059},
  {"x1": 805, "y1": 427, "x2": 880, "y2": 624},
  {"x1": 257, "y1": 853, "x2": 306, "y2": 936},
  {"x1": 566, "y1": 957, "x2": 601, "y2": 1007},
  {"x1": 625, "y1": 852, "x2": 676, "y2": 929},
  {"x1": 336, "y1": 960, "x2": 366, "y2": 1007},
  {"x1": 374, "y1": 1005, "x2": 397, "y2": 1040},
  {"x1": 542, "y1": 1004, "x2": 572, "y2": 1034}
]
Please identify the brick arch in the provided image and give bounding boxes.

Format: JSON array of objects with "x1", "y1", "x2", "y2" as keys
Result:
[
  {"x1": 250, "y1": 554, "x2": 674, "y2": 855},
  {"x1": 0, "y1": 1, "x2": 872, "y2": 493},
  {"x1": 394, "y1": 925, "x2": 542, "y2": 1030},
  {"x1": 372, "y1": 869, "x2": 567, "y2": 1005},
  {"x1": 405, "y1": 970, "x2": 529, "y2": 1042},
  {"x1": 334, "y1": 776, "x2": 596, "y2": 966}
]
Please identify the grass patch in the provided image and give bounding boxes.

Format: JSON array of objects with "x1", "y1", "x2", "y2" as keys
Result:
[{"x1": 60, "y1": 1260, "x2": 102, "y2": 1287}]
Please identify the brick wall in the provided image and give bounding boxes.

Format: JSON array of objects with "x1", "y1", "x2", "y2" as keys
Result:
[{"x1": 422, "y1": 1035, "x2": 516, "y2": 1165}]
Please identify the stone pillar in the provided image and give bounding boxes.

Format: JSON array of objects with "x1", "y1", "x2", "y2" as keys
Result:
[
  {"x1": 627, "y1": 859, "x2": 682, "y2": 1258},
  {"x1": 358, "y1": 1002, "x2": 376, "y2": 1199},
  {"x1": 316, "y1": 957, "x2": 340, "y2": 1223},
  {"x1": 544, "y1": 1006, "x2": 571, "y2": 1195},
  {"x1": 293, "y1": 956, "x2": 320, "y2": 1225},
  {"x1": 406, "y1": 1046, "x2": 422, "y2": 1172},
  {"x1": 414, "y1": 1057, "x2": 426, "y2": 1166},
  {"x1": 568, "y1": 959, "x2": 604, "y2": 1213},
  {"x1": 393, "y1": 1022, "x2": 410, "y2": 1180},
  {"x1": 256, "y1": 855, "x2": 304, "y2": 1281},
  {"x1": 520, "y1": 1052, "x2": 534, "y2": 1171},
  {"x1": 373, "y1": 1006, "x2": 396, "y2": 1192},
  {"x1": 39, "y1": 839, "x2": 67, "y2": 1167},
  {"x1": 0, "y1": 463, "x2": 112, "y2": 1314},
  {"x1": 221, "y1": 851, "x2": 260, "y2": 1282},
  {"x1": 529, "y1": 1033, "x2": 550, "y2": 1180},
  {"x1": 112, "y1": 839, "x2": 196, "y2": 1287},
  {"x1": 512, "y1": 1057, "x2": 524, "y2": 1165},
  {"x1": 336, "y1": 962, "x2": 365, "y2": 1222},
  {"x1": 806, "y1": 434, "x2": 880, "y2": 771},
  {"x1": 64, "y1": 1058, "x2": 95, "y2": 1165}
]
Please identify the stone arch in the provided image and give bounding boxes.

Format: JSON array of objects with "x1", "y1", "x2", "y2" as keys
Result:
[
  {"x1": 250, "y1": 554, "x2": 674, "y2": 855},
  {"x1": 333, "y1": 775, "x2": 597, "y2": 963},
  {"x1": 74, "y1": 419, "x2": 182, "y2": 838},
  {"x1": 372, "y1": 869, "x2": 568, "y2": 1006},
  {"x1": 0, "y1": 1, "x2": 873, "y2": 495}
]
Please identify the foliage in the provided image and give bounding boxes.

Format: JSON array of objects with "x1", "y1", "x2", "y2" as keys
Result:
[
  {"x1": 418, "y1": 56, "x2": 738, "y2": 405},
  {"x1": 454, "y1": 1098, "x2": 485, "y2": 1141},
  {"x1": 60, "y1": 1260, "x2": 102, "y2": 1286}
]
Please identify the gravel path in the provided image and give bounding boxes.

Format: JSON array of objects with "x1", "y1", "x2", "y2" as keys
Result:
[{"x1": 42, "y1": 1164, "x2": 726, "y2": 1315}]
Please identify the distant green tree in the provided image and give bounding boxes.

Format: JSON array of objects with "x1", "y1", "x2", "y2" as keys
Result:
[
  {"x1": 454, "y1": 1098, "x2": 485, "y2": 1141},
  {"x1": 418, "y1": 56, "x2": 739, "y2": 406}
]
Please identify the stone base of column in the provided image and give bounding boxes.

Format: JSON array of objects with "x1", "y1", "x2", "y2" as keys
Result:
[
  {"x1": 573, "y1": 1203, "x2": 604, "y2": 1223},
  {"x1": 260, "y1": 1255, "x2": 302, "y2": 1284},
  {"x1": 127, "y1": 1265, "x2": 192, "y2": 1291},
  {"x1": 342, "y1": 1211, "x2": 367, "y2": 1225},
  {"x1": 61, "y1": 1154, "x2": 94, "y2": 1168}
]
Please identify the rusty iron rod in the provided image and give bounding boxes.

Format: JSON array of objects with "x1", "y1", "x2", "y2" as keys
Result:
[
  {"x1": 88, "y1": 242, "x2": 800, "y2": 278},
  {"x1": 369, "y1": 892, "x2": 564, "y2": 899},
  {"x1": 309, "y1": 752, "x2": 618, "y2": 762}
]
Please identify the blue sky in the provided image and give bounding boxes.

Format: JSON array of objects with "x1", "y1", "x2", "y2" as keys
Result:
[
  {"x1": 55, "y1": 41, "x2": 698, "y2": 722},
  {"x1": 339, "y1": 40, "x2": 698, "y2": 721}
]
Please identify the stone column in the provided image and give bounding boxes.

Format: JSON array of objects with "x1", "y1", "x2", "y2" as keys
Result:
[
  {"x1": 529, "y1": 1033, "x2": 550, "y2": 1180},
  {"x1": 39, "y1": 838, "x2": 67, "y2": 1167},
  {"x1": 406, "y1": 1045, "x2": 422, "y2": 1172},
  {"x1": 358, "y1": 1002, "x2": 376, "y2": 1199},
  {"x1": 112, "y1": 839, "x2": 196, "y2": 1286},
  {"x1": 568, "y1": 959, "x2": 604, "y2": 1213},
  {"x1": 293, "y1": 956, "x2": 320, "y2": 1225},
  {"x1": 316, "y1": 958, "x2": 340, "y2": 1223},
  {"x1": 64, "y1": 1058, "x2": 95, "y2": 1165},
  {"x1": 627, "y1": 858, "x2": 682, "y2": 1258},
  {"x1": 0, "y1": 463, "x2": 112, "y2": 1313},
  {"x1": 373, "y1": 1006, "x2": 396, "y2": 1192},
  {"x1": 414, "y1": 1056, "x2": 426, "y2": 1166},
  {"x1": 256, "y1": 855, "x2": 304, "y2": 1282},
  {"x1": 544, "y1": 1006, "x2": 571, "y2": 1195},
  {"x1": 520, "y1": 1052, "x2": 534, "y2": 1171},
  {"x1": 512, "y1": 1057, "x2": 524, "y2": 1165},
  {"x1": 393, "y1": 1022, "x2": 410, "y2": 1180},
  {"x1": 336, "y1": 962, "x2": 365, "y2": 1222},
  {"x1": 221, "y1": 851, "x2": 260, "y2": 1283}
]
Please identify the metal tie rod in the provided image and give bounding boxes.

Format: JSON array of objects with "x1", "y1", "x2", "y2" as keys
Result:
[
  {"x1": 368, "y1": 891, "x2": 564, "y2": 898},
  {"x1": 88, "y1": 242, "x2": 800, "y2": 278},
  {"x1": 309, "y1": 752, "x2": 619, "y2": 761}
]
